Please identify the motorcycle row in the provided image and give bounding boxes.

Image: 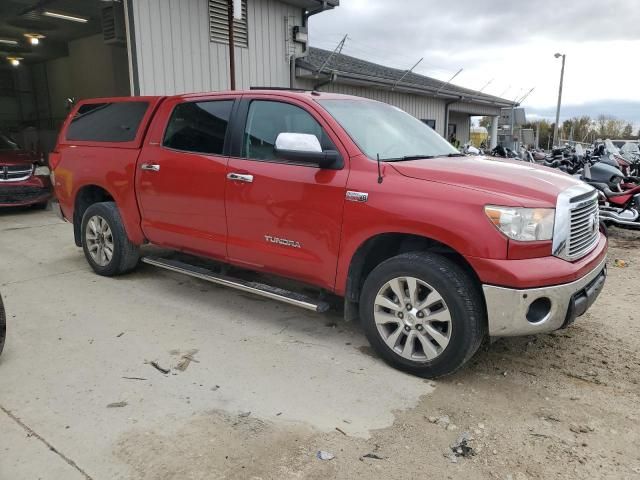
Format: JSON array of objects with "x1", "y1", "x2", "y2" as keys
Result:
[{"x1": 464, "y1": 140, "x2": 640, "y2": 231}]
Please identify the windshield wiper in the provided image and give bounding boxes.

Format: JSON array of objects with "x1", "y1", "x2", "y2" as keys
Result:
[
  {"x1": 385, "y1": 155, "x2": 436, "y2": 162},
  {"x1": 446, "y1": 153, "x2": 465, "y2": 157}
]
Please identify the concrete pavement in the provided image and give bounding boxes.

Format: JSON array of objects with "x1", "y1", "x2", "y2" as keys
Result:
[{"x1": 0, "y1": 207, "x2": 432, "y2": 479}]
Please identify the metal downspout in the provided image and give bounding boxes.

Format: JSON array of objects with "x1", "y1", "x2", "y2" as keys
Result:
[{"x1": 293, "y1": 1, "x2": 335, "y2": 88}]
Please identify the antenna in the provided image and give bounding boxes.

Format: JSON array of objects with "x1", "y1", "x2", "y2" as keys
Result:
[
  {"x1": 498, "y1": 85, "x2": 511, "y2": 98},
  {"x1": 435, "y1": 68, "x2": 463, "y2": 95},
  {"x1": 392, "y1": 57, "x2": 424, "y2": 91},
  {"x1": 516, "y1": 87, "x2": 535, "y2": 104},
  {"x1": 317, "y1": 34, "x2": 348, "y2": 74},
  {"x1": 377, "y1": 153, "x2": 383, "y2": 184},
  {"x1": 478, "y1": 78, "x2": 494, "y2": 94}
]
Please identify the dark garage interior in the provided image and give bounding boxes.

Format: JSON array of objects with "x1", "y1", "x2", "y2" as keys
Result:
[{"x1": 0, "y1": 0, "x2": 130, "y2": 157}]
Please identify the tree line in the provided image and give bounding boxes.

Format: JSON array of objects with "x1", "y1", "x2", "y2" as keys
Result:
[{"x1": 479, "y1": 115, "x2": 638, "y2": 148}]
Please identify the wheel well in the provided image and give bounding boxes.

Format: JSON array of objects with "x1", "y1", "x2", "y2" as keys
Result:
[
  {"x1": 344, "y1": 233, "x2": 482, "y2": 320},
  {"x1": 73, "y1": 185, "x2": 114, "y2": 246}
]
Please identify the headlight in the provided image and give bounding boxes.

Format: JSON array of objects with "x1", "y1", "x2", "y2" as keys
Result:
[
  {"x1": 485, "y1": 206, "x2": 555, "y2": 241},
  {"x1": 34, "y1": 165, "x2": 50, "y2": 176}
]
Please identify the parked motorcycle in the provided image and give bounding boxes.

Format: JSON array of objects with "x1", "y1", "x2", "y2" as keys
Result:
[
  {"x1": 491, "y1": 145, "x2": 517, "y2": 158},
  {"x1": 620, "y1": 142, "x2": 640, "y2": 176},
  {"x1": 580, "y1": 147, "x2": 640, "y2": 230},
  {"x1": 462, "y1": 143, "x2": 483, "y2": 156}
]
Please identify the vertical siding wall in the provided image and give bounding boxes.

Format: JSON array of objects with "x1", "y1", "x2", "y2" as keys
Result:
[
  {"x1": 448, "y1": 111, "x2": 470, "y2": 144},
  {"x1": 131, "y1": 0, "x2": 304, "y2": 95},
  {"x1": 297, "y1": 79, "x2": 448, "y2": 137}
]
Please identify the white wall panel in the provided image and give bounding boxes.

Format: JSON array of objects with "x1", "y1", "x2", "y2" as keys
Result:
[
  {"x1": 131, "y1": 0, "x2": 303, "y2": 95},
  {"x1": 448, "y1": 111, "x2": 471, "y2": 144}
]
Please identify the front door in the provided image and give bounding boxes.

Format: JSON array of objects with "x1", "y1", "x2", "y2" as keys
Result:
[
  {"x1": 225, "y1": 97, "x2": 349, "y2": 290},
  {"x1": 136, "y1": 97, "x2": 235, "y2": 259}
]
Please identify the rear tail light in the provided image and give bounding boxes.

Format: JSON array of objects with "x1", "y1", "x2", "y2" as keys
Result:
[{"x1": 49, "y1": 151, "x2": 62, "y2": 170}]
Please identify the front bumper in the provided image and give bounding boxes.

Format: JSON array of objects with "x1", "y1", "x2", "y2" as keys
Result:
[
  {"x1": 0, "y1": 176, "x2": 52, "y2": 207},
  {"x1": 483, "y1": 257, "x2": 607, "y2": 337}
]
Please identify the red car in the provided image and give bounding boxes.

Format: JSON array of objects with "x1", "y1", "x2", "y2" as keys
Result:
[
  {"x1": 0, "y1": 133, "x2": 52, "y2": 208},
  {"x1": 50, "y1": 91, "x2": 607, "y2": 378}
]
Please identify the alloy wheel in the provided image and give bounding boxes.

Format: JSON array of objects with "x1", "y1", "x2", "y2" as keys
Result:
[
  {"x1": 374, "y1": 276, "x2": 452, "y2": 361},
  {"x1": 85, "y1": 215, "x2": 114, "y2": 267}
]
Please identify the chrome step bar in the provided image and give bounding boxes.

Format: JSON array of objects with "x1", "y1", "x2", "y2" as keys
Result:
[{"x1": 141, "y1": 256, "x2": 330, "y2": 313}]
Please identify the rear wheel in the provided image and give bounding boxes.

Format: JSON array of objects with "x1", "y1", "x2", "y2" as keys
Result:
[
  {"x1": 81, "y1": 202, "x2": 139, "y2": 276},
  {"x1": 359, "y1": 252, "x2": 485, "y2": 378}
]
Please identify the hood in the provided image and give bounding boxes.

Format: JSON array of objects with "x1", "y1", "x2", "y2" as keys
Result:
[
  {"x1": 0, "y1": 150, "x2": 39, "y2": 166},
  {"x1": 390, "y1": 155, "x2": 581, "y2": 206}
]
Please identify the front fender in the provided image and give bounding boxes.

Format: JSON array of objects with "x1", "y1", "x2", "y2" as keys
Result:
[{"x1": 334, "y1": 167, "x2": 508, "y2": 295}]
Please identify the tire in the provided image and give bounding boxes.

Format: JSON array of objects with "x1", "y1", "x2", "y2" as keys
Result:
[
  {"x1": 0, "y1": 293, "x2": 6, "y2": 356},
  {"x1": 359, "y1": 252, "x2": 486, "y2": 378},
  {"x1": 81, "y1": 202, "x2": 139, "y2": 276}
]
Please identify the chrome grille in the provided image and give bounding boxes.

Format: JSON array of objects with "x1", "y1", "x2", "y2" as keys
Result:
[
  {"x1": 0, "y1": 164, "x2": 33, "y2": 182},
  {"x1": 567, "y1": 193, "x2": 599, "y2": 259}
]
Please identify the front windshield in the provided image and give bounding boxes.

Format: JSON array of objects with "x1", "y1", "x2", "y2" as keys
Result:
[
  {"x1": 317, "y1": 99, "x2": 459, "y2": 161},
  {"x1": 0, "y1": 134, "x2": 20, "y2": 151},
  {"x1": 604, "y1": 139, "x2": 620, "y2": 154},
  {"x1": 621, "y1": 142, "x2": 639, "y2": 154}
]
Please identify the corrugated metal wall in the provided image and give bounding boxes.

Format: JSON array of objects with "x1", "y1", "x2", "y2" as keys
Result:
[
  {"x1": 448, "y1": 111, "x2": 470, "y2": 144},
  {"x1": 130, "y1": 0, "x2": 304, "y2": 95},
  {"x1": 296, "y1": 79, "x2": 448, "y2": 136}
]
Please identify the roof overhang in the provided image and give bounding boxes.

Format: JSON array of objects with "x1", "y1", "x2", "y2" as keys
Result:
[
  {"x1": 282, "y1": 0, "x2": 339, "y2": 9},
  {"x1": 296, "y1": 62, "x2": 516, "y2": 109}
]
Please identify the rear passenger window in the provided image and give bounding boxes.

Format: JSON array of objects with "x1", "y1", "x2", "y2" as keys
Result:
[
  {"x1": 67, "y1": 102, "x2": 149, "y2": 142},
  {"x1": 163, "y1": 100, "x2": 233, "y2": 154}
]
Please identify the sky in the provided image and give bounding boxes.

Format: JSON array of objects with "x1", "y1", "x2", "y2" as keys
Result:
[{"x1": 308, "y1": 0, "x2": 640, "y2": 126}]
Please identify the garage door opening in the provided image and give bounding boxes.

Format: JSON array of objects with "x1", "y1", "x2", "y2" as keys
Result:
[{"x1": 0, "y1": 0, "x2": 132, "y2": 156}]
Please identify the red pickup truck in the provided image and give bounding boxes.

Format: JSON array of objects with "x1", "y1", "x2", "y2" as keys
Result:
[{"x1": 50, "y1": 90, "x2": 607, "y2": 378}]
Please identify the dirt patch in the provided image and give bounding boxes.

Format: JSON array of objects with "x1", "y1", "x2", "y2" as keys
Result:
[{"x1": 356, "y1": 345, "x2": 378, "y2": 359}]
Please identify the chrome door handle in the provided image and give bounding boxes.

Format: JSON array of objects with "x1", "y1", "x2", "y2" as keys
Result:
[
  {"x1": 227, "y1": 172, "x2": 254, "y2": 183},
  {"x1": 141, "y1": 163, "x2": 160, "y2": 172}
]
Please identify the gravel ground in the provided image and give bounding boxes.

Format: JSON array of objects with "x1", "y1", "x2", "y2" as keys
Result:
[
  {"x1": 116, "y1": 229, "x2": 640, "y2": 480},
  {"x1": 1, "y1": 208, "x2": 638, "y2": 480}
]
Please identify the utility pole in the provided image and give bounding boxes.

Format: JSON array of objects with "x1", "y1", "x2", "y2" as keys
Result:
[
  {"x1": 227, "y1": 0, "x2": 241, "y2": 90},
  {"x1": 552, "y1": 53, "x2": 566, "y2": 147}
]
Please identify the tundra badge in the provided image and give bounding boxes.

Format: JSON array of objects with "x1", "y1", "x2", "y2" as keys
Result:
[
  {"x1": 346, "y1": 191, "x2": 368, "y2": 203},
  {"x1": 264, "y1": 235, "x2": 302, "y2": 248}
]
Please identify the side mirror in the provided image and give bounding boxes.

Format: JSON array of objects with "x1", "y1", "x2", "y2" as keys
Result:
[{"x1": 274, "y1": 132, "x2": 343, "y2": 169}]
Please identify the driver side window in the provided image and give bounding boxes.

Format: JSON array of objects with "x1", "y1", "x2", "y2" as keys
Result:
[{"x1": 242, "y1": 100, "x2": 335, "y2": 161}]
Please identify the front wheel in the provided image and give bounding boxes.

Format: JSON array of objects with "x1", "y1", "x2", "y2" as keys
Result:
[
  {"x1": 81, "y1": 202, "x2": 139, "y2": 276},
  {"x1": 359, "y1": 252, "x2": 486, "y2": 378}
]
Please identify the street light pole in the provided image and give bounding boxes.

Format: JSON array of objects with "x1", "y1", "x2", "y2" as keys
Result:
[{"x1": 552, "y1": 53, "x2": 565, "y2": 148}]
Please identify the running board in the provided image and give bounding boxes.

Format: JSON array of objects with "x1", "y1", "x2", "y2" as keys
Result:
[{"x1": 141, "y1": 256, "x2": 330, "y2": 313}]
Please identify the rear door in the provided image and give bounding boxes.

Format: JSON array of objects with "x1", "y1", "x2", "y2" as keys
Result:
[
  {"x1": 224, "y1": 96, "x2": 349, "y2": 290},
  {"x1": 135, "y1": 96, "x2": 236, "y2": 259}
]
